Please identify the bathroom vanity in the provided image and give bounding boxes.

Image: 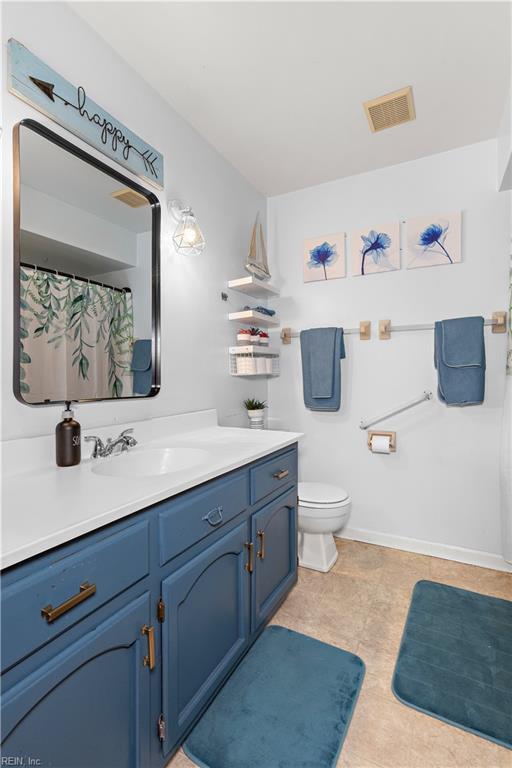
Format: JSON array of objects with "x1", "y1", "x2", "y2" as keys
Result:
[{"x1": 1, "y1": 414, "x2": 300, "y2": 767}]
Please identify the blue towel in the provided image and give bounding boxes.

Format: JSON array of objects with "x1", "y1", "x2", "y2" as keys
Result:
[
  {"x1": 243, "y1": 305, "x2": 276, "y2": 317},
  {"x1": 300, "y1": 327, "x2": 345, "y2": 411},
  {"x1": 131, "y1": 339, "x2": 152, "y2": 395},
  {"x1": 434, "y1": 317, "x2": 485, "y2": 406}
]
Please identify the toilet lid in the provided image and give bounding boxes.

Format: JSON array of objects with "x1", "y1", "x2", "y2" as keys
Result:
[{"x1": 298, "y1": 482, "x2": 349, "y2": 506}]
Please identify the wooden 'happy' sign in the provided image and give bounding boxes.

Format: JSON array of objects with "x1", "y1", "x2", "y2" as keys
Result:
[{"x1": 8, "y1": 38, "x2": 164, "y2": 189}]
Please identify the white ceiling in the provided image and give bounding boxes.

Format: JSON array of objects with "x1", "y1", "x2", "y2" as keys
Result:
[{"x1": 73, "y1": 2, "x2": 511, "y2": 196}]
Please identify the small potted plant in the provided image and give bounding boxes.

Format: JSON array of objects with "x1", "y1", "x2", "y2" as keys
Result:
[{"x1": 243, "y1": 398, "x2": 266, "y2": 429}]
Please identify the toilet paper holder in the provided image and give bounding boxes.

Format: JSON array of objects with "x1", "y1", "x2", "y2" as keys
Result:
[{"x1": 367, "y1": 431, "x2": 396, "y2": 452}]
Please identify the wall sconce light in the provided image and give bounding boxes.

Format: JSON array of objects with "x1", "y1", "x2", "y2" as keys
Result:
[{"x1": 169, "y1": 199, "x2": 206, "y2": 256}]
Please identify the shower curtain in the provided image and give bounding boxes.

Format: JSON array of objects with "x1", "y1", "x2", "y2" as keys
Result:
[{"x1": 20, "y1": 267, "x2": 134, "y2": 402}]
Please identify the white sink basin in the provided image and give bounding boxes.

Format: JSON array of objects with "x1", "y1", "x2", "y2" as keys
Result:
[{"x1": 91, "y1": 447, "x2": 209, "y2": 478}]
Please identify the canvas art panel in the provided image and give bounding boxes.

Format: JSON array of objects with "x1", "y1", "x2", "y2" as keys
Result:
[
  {"x1": 303, "y1": 233, "x2": 346, "y2": 282},
  {"x1": 351, "y1": 222, "x2": 400, "y2": 276},
  {"x1": 407, "y1": 211, "x2": 461, "y2": 269}
]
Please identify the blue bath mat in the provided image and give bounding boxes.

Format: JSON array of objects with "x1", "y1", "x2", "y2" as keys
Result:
[
  {"x1": 184, "y1": 625, "x2": 365, "y2": 768},
  {"x1": 393, "y1": 580, "x2": 512, "y2": 749}
]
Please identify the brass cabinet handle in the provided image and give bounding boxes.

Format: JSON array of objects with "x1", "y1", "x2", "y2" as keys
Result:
[
  {"x1": 142, "y1": 624, "x2": 155, "y2": 670},
  {"x1": 245, "y1": 542, "x2": 254, "y2": 574},
  {"x1": 273, "y1": 469, "x2": 289, "y2": 480},
  {"x1": 41, "y1": 582, "x2": 96, "y2": 623},
  {"x1": 257, "y1": 530, "x2": 265, "y2": 560}
]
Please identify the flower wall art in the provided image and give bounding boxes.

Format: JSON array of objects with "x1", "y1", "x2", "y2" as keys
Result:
[
  {"x1": 351, "y1": 222, "x2": 400, "y2": 276},
  {"x1": 407, "y1": 211, "x2": 461, "y2": 269},
  {"x1": 303, "y1": 233, "x2": 346, "y2": 282}
]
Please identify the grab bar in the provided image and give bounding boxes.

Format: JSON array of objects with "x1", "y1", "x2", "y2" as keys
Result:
[{"x1": 360, "y1": 391, "x2": 433, "y2": 431}]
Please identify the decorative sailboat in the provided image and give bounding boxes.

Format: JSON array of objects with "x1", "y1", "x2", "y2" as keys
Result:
[{"x1": 245, "y1": 213, "x2": 271, "y2": 280}]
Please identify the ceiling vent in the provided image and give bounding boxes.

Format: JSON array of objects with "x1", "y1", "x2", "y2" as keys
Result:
[
  {"x1": 111, "y1": 188, "x2": 149, "y2": 208},
  {"x1": 363, "y1": 86, "x2": 415, "y2": 133}
]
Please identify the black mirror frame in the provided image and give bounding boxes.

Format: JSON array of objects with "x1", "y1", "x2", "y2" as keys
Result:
[{"x1": 13, "y1": 118, "x2": 161, "y2": 406}]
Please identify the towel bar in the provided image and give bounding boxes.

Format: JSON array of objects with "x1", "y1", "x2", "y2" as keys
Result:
[
  {"x1": 378, "y1": 312, "x2": 507, "y2": 339},
  {"x1": 281, "y1": 321, "x2": 371, "y2": 344},
  {"x1": 281, "y1": 312, "x2": 507, "y2": 344},
  {"x1": 360, "y1": 391, "x2": 433, "y2": 430}
]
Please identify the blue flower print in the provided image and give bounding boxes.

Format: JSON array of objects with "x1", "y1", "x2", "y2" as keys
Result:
[
  {"x1": 308, "y1": 241, "x2": 338, "y2": 280},
  {"x1": 418, "y1": 223, "x2": 452, "y2": 263},
  {"x1": 360, "y1": 230, "x2": 392, "y2": 275}
]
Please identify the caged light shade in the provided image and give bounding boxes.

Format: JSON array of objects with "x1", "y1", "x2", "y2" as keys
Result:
[{"x1": 170, "y1": 201, "x2": 205, "y2": 256}]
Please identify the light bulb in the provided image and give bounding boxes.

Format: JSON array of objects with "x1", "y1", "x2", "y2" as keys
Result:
[
  {"x1": 170, "y1": 201, "x2": 206, "y2": 255},
  {"x1": 183, "y1": 227, "x2": 198, "y2": 244}
]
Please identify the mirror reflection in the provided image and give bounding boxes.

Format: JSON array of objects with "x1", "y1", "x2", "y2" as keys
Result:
[{"x1": 16, "y1": 122, "x2": 159, "y2": 404}]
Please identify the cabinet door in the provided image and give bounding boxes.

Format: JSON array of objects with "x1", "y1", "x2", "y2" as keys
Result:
[
  {"x1": 1, "y1": 593, "x2": 151, "y2": 768},
  {"x1": 251, "y1": 491, "x2": 297, "y2": 632},
  {"x1": 161, "y1": 522, "x2": 250, "y2": 755}
]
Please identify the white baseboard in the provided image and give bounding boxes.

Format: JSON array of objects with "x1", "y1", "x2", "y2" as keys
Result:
[{"x1": 335, "y1": 527, "x2": 512, "y2": 573}]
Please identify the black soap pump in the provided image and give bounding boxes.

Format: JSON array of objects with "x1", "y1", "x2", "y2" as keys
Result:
[{"x1": 56, "y1": 401, "x2": 81, "y2": 467}]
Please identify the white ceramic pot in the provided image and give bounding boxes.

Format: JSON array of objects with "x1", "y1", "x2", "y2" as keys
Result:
[{"x1": 247, "y1": 409, "x2": 265, "y2": 429}]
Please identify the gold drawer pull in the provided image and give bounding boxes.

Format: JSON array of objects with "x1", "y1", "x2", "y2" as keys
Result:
[
  {"x1": 41, "y1": 582, "x2": 96, "y2": 623},
  {"x1": 273, "y1": 469, "x2": 289, "y2": 480},
  {"x1": 142, "y1": 624, "x2": 155, "y2": 670},
  {"x1": 245, "y1": 542, "x2": 254, "y2": 574},
  {"x1": 257, "y1": 530, "x2": 265, "y2": 560}
]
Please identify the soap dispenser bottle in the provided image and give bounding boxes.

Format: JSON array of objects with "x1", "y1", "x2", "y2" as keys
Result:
[{"x1": 56, "y1": 402, "x2": 81, "y2": 467}]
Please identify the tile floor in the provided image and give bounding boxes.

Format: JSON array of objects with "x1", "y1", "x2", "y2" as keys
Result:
[{"x1": 169, "y1": 539, "x2": 512, "y2": 768}]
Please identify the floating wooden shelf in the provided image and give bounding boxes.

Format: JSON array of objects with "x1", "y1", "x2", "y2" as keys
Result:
[
  {"x1": 228, "y1": 310, "x2": 279, "y2": 328},
  {"x1": 229, "y1": 346, "x2": 279, "y2": 356},
  {"x1": 228, "y1": 276, "x2": 279, "y2": 298}
]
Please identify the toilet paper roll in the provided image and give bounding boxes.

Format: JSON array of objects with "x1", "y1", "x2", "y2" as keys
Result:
[{"x1": 371, "y1": 435, "x2": 391, "y2": 454}]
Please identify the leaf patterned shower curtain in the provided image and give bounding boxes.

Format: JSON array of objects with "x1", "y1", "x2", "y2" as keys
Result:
[{"x1": 20, "y1": 267, "x2": 134, "y2": 402}]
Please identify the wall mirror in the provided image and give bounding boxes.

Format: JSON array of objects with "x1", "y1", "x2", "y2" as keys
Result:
[{"x1": 14, "y1": 119, "x2": 160, "y2": 405}]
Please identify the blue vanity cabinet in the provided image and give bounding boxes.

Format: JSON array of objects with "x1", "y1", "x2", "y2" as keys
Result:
[
  {"x1": 1, "y1": 443, "x2": 299, "y2": 768},
  {"x1": 1, "y1": 592, "x2": 152, "y2": 768},
  {"x1": 251, "y1": 489, "x2": 298, "y2": 632},
  {"x1": 160, "y1": 521, "x2": 251, "y2": 755}
]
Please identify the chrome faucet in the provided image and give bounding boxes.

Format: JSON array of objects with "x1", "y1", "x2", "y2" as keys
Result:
[{"x1": 85, "y1": 429, "x2": 137, "y2": 458}]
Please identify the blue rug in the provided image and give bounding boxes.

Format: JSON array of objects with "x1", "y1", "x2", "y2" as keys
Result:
[
  {"x1": 393, "y1": 580, "x2": 512, "y2": 749},
  {"x1": 184, "y1": 625, "x2": 365, "y2": 768}
]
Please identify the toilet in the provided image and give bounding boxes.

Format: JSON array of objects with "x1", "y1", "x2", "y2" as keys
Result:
[{"x1": 297, "y1": 482, "x2": 351, "y2": 572}]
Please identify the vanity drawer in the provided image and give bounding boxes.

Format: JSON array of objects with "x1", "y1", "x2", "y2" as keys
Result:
[
  {"x1": 250, "y1": 449, "x2": 297, "y2": 505},
  {"x1": 158, "y1": 472, "x2": 248, "y2": 566},
  {"x1": 1, "y1": 520, "x2": 149, "y2": 672}
]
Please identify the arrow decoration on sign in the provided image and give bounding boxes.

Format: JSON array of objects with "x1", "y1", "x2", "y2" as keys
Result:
[
  {"x1": 29, "y1": 76, "x2": 56, "y2": 101},
  {"x1": 8, "y1": 39, "x2": 164, "y2": 188},
  {"x1": 28, "y1": 76, "x2": 159, "y2": 179}
]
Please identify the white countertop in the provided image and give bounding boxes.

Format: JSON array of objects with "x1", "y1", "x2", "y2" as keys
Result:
[{"x1": 1, "y1": 410, "x2": 301, "y2": 570}]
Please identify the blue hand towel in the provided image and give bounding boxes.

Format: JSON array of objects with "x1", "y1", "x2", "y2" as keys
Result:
[
  {"x1": 131, "y1": 339, "x2": 152, "y2": 395},
  {"x1": 300, "y1": 328, "x2": 345, "y2": 411},
  {"x1": 434, "y1": 317, "x2": 485, "y2": 406},
  {"x1": 243, "y1": 305, "x2": 276, "y2": 317}
]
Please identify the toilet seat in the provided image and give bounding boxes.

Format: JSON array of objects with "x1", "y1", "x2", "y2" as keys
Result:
[{"x1": 298, "y1": 482, "x2": 349, "y2": 508}]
